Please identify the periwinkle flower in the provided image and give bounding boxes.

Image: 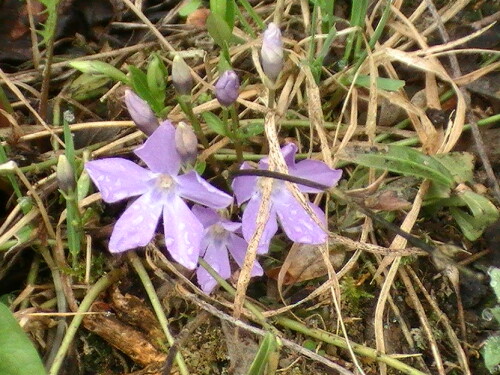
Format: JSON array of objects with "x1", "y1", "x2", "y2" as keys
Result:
[
  {"x1": 215, "y1": 70, "x2": 239, "y2": 107},
  {"x1": 124, "y1": 89, "x2": 159, "y2": 136},
  {"x1": 261, "y1": 22, "x2": 283, "y2": 81},
  {"x1": 232, "y1": 143, "x2": 342, "y2": 253},
  {"x1": 192, "y1": 205, "x2": 263, "y2": 293},
  {"x1": 85, "y1": 121, "x2": 233, "y2": 269},
  {"x1": 172, "y1": 55, "x2": 193, "y2": 95},
  {"x1": 175, "y1": 122, "x2": 198, "y2": 164}
]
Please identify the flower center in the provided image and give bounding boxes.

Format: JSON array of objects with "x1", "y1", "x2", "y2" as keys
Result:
[
  {"x1": 209, "y1": 223, "x2": 228, "y2": 241},
  {"x1": 156, "y1": 174, "x2": 175, "y2": 191}
]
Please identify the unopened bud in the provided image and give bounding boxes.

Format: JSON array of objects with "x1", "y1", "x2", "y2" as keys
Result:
[
  {"x1": 57, "y1": 155, "x2": 76, "y2": 193},
  {"x1": 175, "y1": 122, "x2": 198, "y2": 164},
  {"x1": 124, "y1": 89, "x2": 159, "y2": 136},
  {"x1": 215, "y1": 70, "x2": 239, "y2": 107},
  {"x1": 261, "y1": 23, "x2": 283, "y2": 81},
  {"x1": 172, "y1": 55, "x2": 193, "y2": 95}
]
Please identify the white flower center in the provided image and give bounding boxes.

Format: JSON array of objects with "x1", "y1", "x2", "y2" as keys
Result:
[
  {"x1": 156, "y1": 174, "x2": 175, "y2": 191},
  {"x1": 209, "y1": 223, "x2": 228, "y2": 241}
]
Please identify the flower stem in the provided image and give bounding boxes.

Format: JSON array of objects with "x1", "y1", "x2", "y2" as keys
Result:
[
  {"x1": 48, "y1": 268, "x2": 123, "y2": 375},
  {"x1": 229, "y1": 105, "x2": 244, "y2": 163},
  {"x1": 128, "y1": 251, "x2": 189, "y2": 375},
  {"x1": 177, "y1": 95, "x2": 210, "y2": 149},
  {"x1": 62, "y1": 189, "x2": 83, "y2": 268},
  {"x1": 198, "y1": 257, "x2": 426, "y2": 374},
  {"x1": 198, "y1": 257, "x2": 271, "y2": 330},
  {"x1": 275, "y1": 317, "x2": 427, "y2": 375}
]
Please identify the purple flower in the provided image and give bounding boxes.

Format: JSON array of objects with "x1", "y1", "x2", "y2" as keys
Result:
[
  {"x1": 215, "y1": 70, "x2": 239, "y2": 107},
  {"x1": 192, "y1": 205, "x2": 263, "y2": 293},
  {"x1": 232, "y1": 143, "x2": 342, "y2": 252},
  {"x1": 85, "y1": 121, "x2": 233, "y2": 269},
  {"x1": 261, "y1": 22, "x2": 283, "y2": 81},
  {"x1": 124, "y1": 89, "x2": 159, "y2": 136}
]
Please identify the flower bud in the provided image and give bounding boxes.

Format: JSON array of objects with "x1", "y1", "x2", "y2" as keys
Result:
[
  {"x1": 57, "y1": 155, "x2": 76, "y2": 193},
  {"x1": 261, "y1": 22, "x2": 283, "y2": 81},
  {"x1": 215, "y1": 70, "x2": 239, "y2": 107},
  {"x1": 172, "y1": 55, "x2": 193, "y2": 95},
  {"x1": 175, "y1": 122, "x2": 198, "y2": 164},
  {"x1": 124, "y1": 89, "x2": 159, "y2": 136}
]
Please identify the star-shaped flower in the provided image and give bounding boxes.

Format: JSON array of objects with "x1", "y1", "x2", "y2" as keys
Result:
[
  {"x1": 232, "y1": 143, "x2": 342, "y2": 252},
  {"x1": 85, "y1": 121, "x2": 233, "y2": 269},
  {"x1": 192, "y1": 205, "x2": 263, "y2": 293}
]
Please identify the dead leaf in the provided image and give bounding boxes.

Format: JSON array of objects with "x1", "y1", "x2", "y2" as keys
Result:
[{"x1": 269, "y1": 243, "x2": 345, "y2": 286}]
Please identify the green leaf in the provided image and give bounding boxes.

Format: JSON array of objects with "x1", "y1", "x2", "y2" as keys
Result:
[
  {"x1": 448, "y1": 191, "x2": 499, "y2": 241},
  {"x1": 68, "y1": 74, "x2": 110, "y2": 101},
  {"x1": 338, "y1": 144, "x2": 455, "y2": 187},
  {"x1": 246, "y1": 332, "x2": 278, "y2": 375},
  {"x1": 37, "y1": 0, "x2": 58, "y2": 47},
  {"x1": 146, "y1": 55, "x2": 167, "y2": 106},
  {"x1": 206, "y1": 13, "x2": 233, "y2": 49},
  {"x1": 0, "y1": 303, "x2": 47, "y2": 375},
  {"x1": 237, "y1": 123, "x2": 265, "y2": 139},
  {"x1": 128, "y1": 66, "x2": 163, "y2": 114},
  {"x1": 225, "y1": 0, "x2": 236, "y2": 30},
  {"x1": 179, "y1": 0, "x2": 202, "y2": 17},
  {"x1": 202, "y1": 112, "x2": 228, "y2": 137},
  {"x1": 349, "y1": 75, "x2": 405, "y2": 91},
  {"x1": 194, "y1": 160, "x2": 206, "y2": 175},
  {"x1": 210, "y1": 0, "x2": 226, "y2": 20},
  {"x1": 69, "y1": 61, "x2": 129, "y2": 85},
  {"x1": 434, "y1": 152, "x2": 474, "y2": 183},
  {"x1": 484, "y1": 335, "x2": 500, "y2": 373}
]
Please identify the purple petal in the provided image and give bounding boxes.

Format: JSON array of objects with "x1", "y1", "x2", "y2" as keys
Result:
[
  {"x1": 241, "y1": 196, "x2": 278, "y2": 254},
  {"x1": 176, "y1": 171, "x2": 233, "y2": 209},
  {"x1": 258, "y1": 143, "x2": 297, "y2": 170},
  {"x1": 228, "y1": 233, "x2": 263, "y2": 277},
  {"x1": 191, "y1": 204, "x2": 220, "y2": 228},
  {"x1": 85, "y1": 158, "x2": 154, "y2": 203},
  {"x1": 274, "y1": 189, "x2": 328, "y2": 244},
  {"x1": 134, "y1": 121, "x2": 181, "y2": 175},
  {"x1": 197, "y1": 241, "x2": 231, "y2": 293},
  {"x1": 220, "y1": 219, "x2": 241, "y2": 233},
  {"x1": 108, "y1": 191, "x2": 162, "y2": 252},
  {"x1": 215, "y1": 70, "x2": 240, "y2": 107},
  {"x1": 232, "y1": 162, "x2": 258, "y2": 205},
  {"x1": 163, "y1": 196, "x2": 203, "y2": 269},
  {"x1": 291, "y1": 160, "x2": 343, "y2": 193}
]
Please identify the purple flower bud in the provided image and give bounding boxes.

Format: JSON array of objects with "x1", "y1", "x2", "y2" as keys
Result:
[
  {"x1": 215, "y1": 70, "x2": 239, "y2": 107},
  {"x1": 124, "y1": 89, "x2": 159, "y2": 136},
  {"x1": 261, "y1": 23, "x2": 283, "y2": 81},
  {"x1": 175, "y1": 122, "x2": 198, "y2": 164},
  {"x1": 172, "y1": 55, "x2": 193, "y2": 95},
  {"x1": 57, "y1": 155, "x2": 76, "y2": 193}
]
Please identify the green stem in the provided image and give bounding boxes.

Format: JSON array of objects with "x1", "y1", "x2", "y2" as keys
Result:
[
  {"x1": 275, "y1": 317, "x2": 426, "y2": 375},
  {"x1": 177, "y1": 95, "x2": 210, "y2": 149},
  {"x1": 198, "y1": 257, "x2": 426, "y2": 374},
  {"x1": 63, "y1": 190, "x2": 83, "y2": 268},
  {"x1": 236, "y1": 0, "x2": 265, "y2": 29},
  {"x1": 127, "y1": 252, "x2": 189, "y2": 375},
  {"x1": 228, "y1": 106, "x2": 243, "y2": 163},
  {"x1": 20, "y1": 254, "x2": 41, "y2": 310},
  {"x1": 48, "y1": 269, "x2": 122, "y2": 375},
  {"x1": 17, "y1": 141, "x2": 105, "y2": 174},
  {"x1": 198, "y1": 258, "x2": 274, "y2": 332}
]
